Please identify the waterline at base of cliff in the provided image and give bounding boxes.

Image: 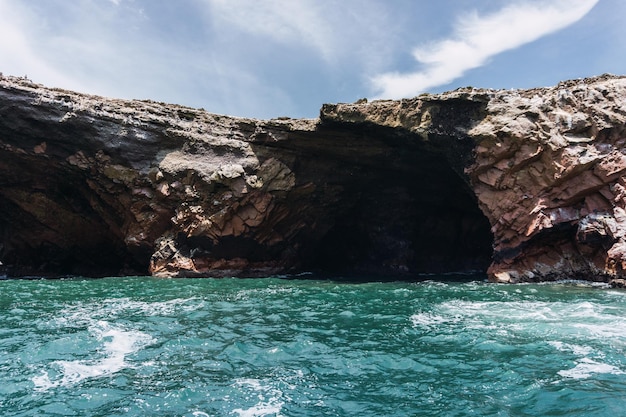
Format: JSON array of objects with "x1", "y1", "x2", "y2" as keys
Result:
[{"x1": 2, "y1": 276, "x2": 626, "y2": 416}]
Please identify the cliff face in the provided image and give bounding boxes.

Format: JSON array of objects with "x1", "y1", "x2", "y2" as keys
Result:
[{"x1": 1, "y1": 74, "x2": 625, "y2": 282}]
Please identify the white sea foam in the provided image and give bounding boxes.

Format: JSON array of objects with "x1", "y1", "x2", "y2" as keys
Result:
[
  {"x1": 33, "y1": 320, "x2": 154, "y2": 391},
  {"x1": 412, "y1": 300, "x2": 559, "y2": 334},
  {"x1": 50, "y1": 297, "x2": 201, "y2": 329},
  {"x1": 410, "y1": 298, "x2": 626, "y2": 353},
  {"x1": 548, "y1": 341, "x2": 594, "y2": 356},
  {"x1": 438, "y1": 300, "x2": 561, "y2": 321},
  {"x1": 573, "y1": 322, "x2": 626, "y2": 340},
  {"x1": 558, "y1": 358, "x2": 625, "y2": 379},
  {"x1": 231, "y1": 378, "x2": 285, "y2": 417},
  {"x1": 101, "y1": 297, "x2": 202, "y2": 317},
  {"x1": 410, "y1": 312, "x2": 456, "y2": 328},
  {"x1": 435, "y1": 299, "x2": 626, "y2": 329},
  {"x1": 232, "y1": 403, "x2": 284, "y2": 417}
]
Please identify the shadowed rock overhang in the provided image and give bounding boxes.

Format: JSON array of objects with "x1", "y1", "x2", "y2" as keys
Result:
[{"x1": 1, "y1": 74, "x2": 626, "y2": 282}]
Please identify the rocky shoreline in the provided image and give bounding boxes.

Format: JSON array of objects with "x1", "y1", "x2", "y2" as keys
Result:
[{"x1": 1, "y1": 74, "x2": 626, "y2": 283}]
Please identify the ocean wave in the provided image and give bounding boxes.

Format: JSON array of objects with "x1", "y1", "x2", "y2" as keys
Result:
[{"x1": 5, "y1": 278, "x2": 626, "y2": 416}]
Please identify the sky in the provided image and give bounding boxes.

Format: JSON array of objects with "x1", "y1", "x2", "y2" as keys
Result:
[{"x1": 0, "y1": 0, "x2": 623, "y2": 119}]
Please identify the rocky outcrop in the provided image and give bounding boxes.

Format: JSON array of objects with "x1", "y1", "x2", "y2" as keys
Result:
[
  {"x1": 468, "y1": 77, "x2": 626, "y2": 283},
  {"x1": 1, "y1": 74, "x2": 625, "y2": 282}
]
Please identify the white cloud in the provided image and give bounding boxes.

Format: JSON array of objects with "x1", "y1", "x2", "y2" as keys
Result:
[
  {"x1": 202, "y1": 0, "x2": 399, "y2": 70},
  {"x1": 205, "y1": 0, "x2": 337, "y2": 61},
  {"x1": 371, "y1": 0, "x2": 599, "y2": 99}
]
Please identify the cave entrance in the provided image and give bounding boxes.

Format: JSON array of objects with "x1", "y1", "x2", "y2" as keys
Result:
[
  {"x1": 307, "y1": 142, "x2": 493, "y2": 279},
  {"x1": 0, "y1": 156, "x2": 143, "y2": 278}
]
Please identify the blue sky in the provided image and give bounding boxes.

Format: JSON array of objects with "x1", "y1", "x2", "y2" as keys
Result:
[{"x1": 0, "y1": 0, "x2": 622, "y2": 119}]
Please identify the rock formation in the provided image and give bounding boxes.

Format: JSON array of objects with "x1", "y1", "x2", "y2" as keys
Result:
[{"x1": 1, "y1": 74, "x2": 625, "y2": 282}]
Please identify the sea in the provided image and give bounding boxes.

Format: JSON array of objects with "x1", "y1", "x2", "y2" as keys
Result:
[{"x1": 1, "y1": 275, "x2": 626, "y2": 416}]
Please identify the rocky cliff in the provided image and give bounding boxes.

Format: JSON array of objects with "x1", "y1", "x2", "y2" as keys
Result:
[{"x1": 1, "y1": 74, "x2": 625, "y2": 282}]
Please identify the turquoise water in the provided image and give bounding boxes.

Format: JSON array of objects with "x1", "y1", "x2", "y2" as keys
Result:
[{"x1": 1, "y1": 276, "x2": 626, "y2": 416}]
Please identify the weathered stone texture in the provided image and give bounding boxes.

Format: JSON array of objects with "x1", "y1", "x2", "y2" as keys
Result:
[{"x1": 1, "y1": 74, "x2": 625, "y2": 282}]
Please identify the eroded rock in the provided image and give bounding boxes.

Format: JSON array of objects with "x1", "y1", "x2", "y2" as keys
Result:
[{"x1": 1, "y1": 74, "x2": 626, "y2": 282}]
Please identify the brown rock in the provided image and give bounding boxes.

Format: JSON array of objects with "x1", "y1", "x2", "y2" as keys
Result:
[{"x1": 2, "y1": 73, "x2": 626, "y2": 282}]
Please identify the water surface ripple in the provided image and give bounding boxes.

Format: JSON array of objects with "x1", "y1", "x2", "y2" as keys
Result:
[{"x1": 1, "y1": 277, "x2": 626, "y2": 416}]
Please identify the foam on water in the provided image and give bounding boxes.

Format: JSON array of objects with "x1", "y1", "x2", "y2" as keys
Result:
[
  {"x1": 33, "y1": 320, "x2": 154, "y2": 391},
  {"x1": 547, "y1": 340, "x2": 626, "y2": 380},
  {"x1": 410, "y1": 312, "x2": 456, "y2": 328},
  {"x1": 411, "y1": 295, "x2": 626, "y2": 385},
  {"x1": 437, "y1": 299, "x2": 562, "y2": 321},
  {"x1": 558, "y1": 358, "x2": 626, "y2": 379},
  {"x1": 51, "y1": 297, "x2": 202, "y2": 326},
  {"x1": 548, "y1": 341, "x2": 594, "y2": 356},
  {"x1": 231, "y1": 378, "x2": 285, "y2": 417}
]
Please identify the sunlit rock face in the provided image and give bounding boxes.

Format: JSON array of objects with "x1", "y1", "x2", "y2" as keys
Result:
[
  {"x1": 0, "y1": 74, "x2": 625, "y2": 282},
  {"x1": 466, "y1": 76, "x2": 626, "y2": 283}
]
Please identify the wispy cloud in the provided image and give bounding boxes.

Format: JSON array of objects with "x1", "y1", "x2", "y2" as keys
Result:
[
  {"x1": 202, "y1": 0, "x2": 397, "y2": 68},
  {"x1": 205, "y1": 0, "x2": 337, "y2": 61},
  {"x1": 371, "y1": 0, "x2": 599, "y2": 99}
]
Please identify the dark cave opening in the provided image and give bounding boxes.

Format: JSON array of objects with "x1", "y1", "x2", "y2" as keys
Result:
[
  {"x1": 295, "y1": 131, "x2": 494, "y2": 279},
  {"x1": 310, "y1": 176, "x2": 493, "y2": 277},
  {"x1": 0, "y1": 156, "x2": 140, "y2": 278},
  {"x1": 0, "y1": 192, "x2": 133, "y2": 278}
]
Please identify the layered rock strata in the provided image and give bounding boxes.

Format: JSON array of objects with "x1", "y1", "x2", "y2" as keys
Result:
[{"x1": 1, "y1": 74, "x2": 625, "y2": 282}]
